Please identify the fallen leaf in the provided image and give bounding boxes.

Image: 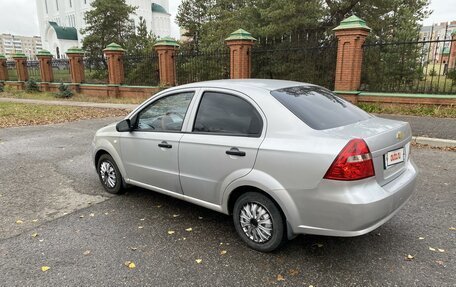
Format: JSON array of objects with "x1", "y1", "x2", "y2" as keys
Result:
[
  {"x1": 309, "y1": 285, "x2": 314, "y2": 287},
  {"x1": 185, "y1": 227, "x2": 193, "y2": 232},
  {"x1": 32, "y1": 219, "x2": 38, "y2": 223},
  {"x1": 140, "y1": 218, "x2": 145, "y2": 221},
  {"x1": 288, "y1": 269, "x2": 299, "y2": 276},
  {"x1": 31, "y1": 233, "x2": 39, "y2": 238},
  {"x1": 449, "y1": 227, "x2": 456, "y2": 231},
  {"x1": 276, "y1": 274, "x2": 285, "y2": 281},
  {"x1": 172, "y1": 214, "x2": 180, "y2": 218},
  {"x1": 405, "y1": 254, "x2": 414, "y2": 261},
  {"x1": 438, "y1": 248, "x2": 445, "y2": 253},
  {"x1": 220, "y1": 250, "x2": 227, "y2": 255},
  {"x1": 79, "y1": 215, "x2": 84, "y2": 218},
  {"x1": 156, "y1": 205, "x2": 162, "y2": 208},
  {"x1": 104, "y1": 212, "x2": 109, "y2": 215},
  {"x1": 317, "y1": 243, "x2": 323, "y2": 248},
  {"x1": 429, "y1": 247, "x2": 436, "y2": 251},
  {"x1": 418, "y1": 237, "x2": 425, "y2": 240},
  {"x1": 130, "y1": 247, "x2": 138, "y2": 251},
  {"x1": 39, "y1": 239, "x2": 44, "y2": 242},
  {"x1": 83, "y1": 250, "x2": 91, "y2": 256},
  {"x1": 16, "y1": 220, "x2": 24, "y2": 224},
  {"x1": 138, "y1": 226, "x2": 144, "y2": 229},
  {"x1": 167, "y1": 230, "x2": 175, "y2": 235},
  {"x1": 195, "y1": 259, "x2": 202, "y2": 264},
  {"x1": 198, "y1": 216, "x2": 203, "y2": 219},
  {"x1": 182, "y1": 237, "x2": 186, "y2": 240},
  {"x1": 124, "y1": 261, "x2": 136, "y2": 269},
  {"x1": 89, "y1": 213, "x2": 94, "y2": 217},
  {"x1": 41, "y1": 266, "x2": 50, "y2": 272}
]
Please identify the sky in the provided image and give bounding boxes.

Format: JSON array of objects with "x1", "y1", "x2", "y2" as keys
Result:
[{"x1": 0, "y1": 0, "x2": 454, "y2": 38}]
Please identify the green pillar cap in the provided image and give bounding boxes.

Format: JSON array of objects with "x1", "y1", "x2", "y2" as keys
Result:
[
  {"x1": 66, "y1": 47, "x2": 85, "y2": 54},
  {"x1": 225, "y1": 29, "x2": 256, "y2": 41},
  {"x1": 333, "y1": 15, "x2": 371, "y2": 31},
  {"x1": 0, "y1": 54, "x2": 6, "y2": 59},
  {"x1": 37, "y1": 50, "x2": 52, "y2": 57},
  {"x1": 103, "y1": 43, "x2": 126, "y2": 52},
  {"x1": 154, "y1": 36, "x2": 180, "y2": 47},
  {"x1": 12, "y1": 52, "x2": 27, "y2": 59}
]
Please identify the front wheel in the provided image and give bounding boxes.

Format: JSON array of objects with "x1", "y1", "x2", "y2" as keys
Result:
[
  {"x1": 97, "y1": 154, "x2": 125, "y2": 194},
  {"x1": 233, "y1": 192, "x2": 286, "y2": 252}
]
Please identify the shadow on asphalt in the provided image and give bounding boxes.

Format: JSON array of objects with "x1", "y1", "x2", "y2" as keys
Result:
[{"x1": 120, "y1": 186, "x2": 389, "y2": 256}]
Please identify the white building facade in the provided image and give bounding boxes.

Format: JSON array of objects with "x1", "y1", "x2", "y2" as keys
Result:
[{"x1": 35, "y1": 0, "x2": 171, "y2": 58}]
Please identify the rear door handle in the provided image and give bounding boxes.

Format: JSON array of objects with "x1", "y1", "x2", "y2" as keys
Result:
[
  {"x1": 158, "y1": 141, "x2": 172, "y2": 149},
  {"x1": 226, "y1": 147, "x2": 246, "y2": 157}
]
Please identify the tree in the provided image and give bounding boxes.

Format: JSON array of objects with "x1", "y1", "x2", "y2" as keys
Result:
[
  {"x1": 176, "y1": 0, "x2": 215, "y2": 49},
  {"x1": 124, "y1": 17, "x2": 159, "y2": 86},
  {"x1": 176, "y1": 0, "x2": 431, "y2": 49},
  {"x1": 81, "y1": 0, "x2": 136, "y2": 76},
  {"x1": 126, "y1": 16, "x2": 155, "y2": 54}
]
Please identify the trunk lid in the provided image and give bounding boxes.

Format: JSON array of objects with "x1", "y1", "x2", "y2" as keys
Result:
[{"x1": 322, "y1": 116, "x2": 412, "y2": 186}]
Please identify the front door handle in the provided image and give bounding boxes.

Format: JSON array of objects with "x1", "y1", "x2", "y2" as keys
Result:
[
  {"x1": 158, "y1": 141, "x2": 172, "y2": 149},
  {"x1": 226, "y1": 147, "x2": 246, "y2": 157}
]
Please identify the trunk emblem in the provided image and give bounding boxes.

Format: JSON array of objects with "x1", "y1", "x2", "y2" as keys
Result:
[{"x1": 396, "y1": 131, "x2": 404, "y2": 140}]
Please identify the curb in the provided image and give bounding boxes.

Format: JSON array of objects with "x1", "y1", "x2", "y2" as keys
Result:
[{"x1": 412, "y1": 136, "x2": 456, "y2": 148}]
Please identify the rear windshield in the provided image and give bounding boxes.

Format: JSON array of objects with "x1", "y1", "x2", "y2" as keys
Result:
[{"x1": 271, "y1": 86, "x2": 371, "y2": 130}]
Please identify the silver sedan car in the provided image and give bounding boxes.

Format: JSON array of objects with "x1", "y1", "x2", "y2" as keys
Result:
[{"x1": 92, "y1": 79, "x2": 417, "y2": 252}]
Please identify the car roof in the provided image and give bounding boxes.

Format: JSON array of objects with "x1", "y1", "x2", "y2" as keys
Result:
[{"x1": 174, "y1": 79, "x2": 314, "y2": 92}]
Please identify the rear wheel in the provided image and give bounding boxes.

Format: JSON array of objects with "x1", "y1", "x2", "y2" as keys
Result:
[
  {"x1": 233, "y1": 192, "x2": 286, "y2": 252},
  {"x1": 97, "y1": 154, "x2": 125, "y2": 194}
]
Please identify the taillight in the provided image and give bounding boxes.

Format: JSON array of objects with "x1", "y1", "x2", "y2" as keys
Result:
[{"x1": 324, "y1": 139, "x2": 375, "y2": 181}]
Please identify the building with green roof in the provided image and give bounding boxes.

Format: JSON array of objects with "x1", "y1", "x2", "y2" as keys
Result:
[{"x1": 36, "y1": 0, "x2": 171, "y2": 57}]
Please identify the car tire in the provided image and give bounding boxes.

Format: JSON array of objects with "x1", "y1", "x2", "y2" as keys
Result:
[
  {"x1": 97, "y1": 154, "x2": 125, "y2": 194},
  {"x1": 233, "y1": 192, "x2": 286, "y2": 252}
]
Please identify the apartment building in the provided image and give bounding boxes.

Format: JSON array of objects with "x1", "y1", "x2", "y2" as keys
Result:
[{"x1": 0, "y1": 34, "x2": 43, "y2": 59}]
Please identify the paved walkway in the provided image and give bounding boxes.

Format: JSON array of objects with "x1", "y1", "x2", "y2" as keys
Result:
[
  {"x1": 378, "y1": 114, "x2": 456, "y2": 140},
  {"x1": 0, "y1": 97, "x2": 137, "y2": 111},
  {"x1": 1, "y1": 97, "x2": 455, "y2": 140}
]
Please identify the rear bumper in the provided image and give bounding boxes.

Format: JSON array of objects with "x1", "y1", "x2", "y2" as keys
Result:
[{"x1": 289, "y1": 159, "x2": 418, "y2": 237}]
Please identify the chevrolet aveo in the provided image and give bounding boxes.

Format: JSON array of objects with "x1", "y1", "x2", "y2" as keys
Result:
[{"x1": 92, "y1": 79, "x2": 418, "y2": 252}]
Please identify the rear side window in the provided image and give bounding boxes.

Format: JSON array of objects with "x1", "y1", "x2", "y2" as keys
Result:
[
  {"x1": 271, "y1": 86, "x2": 371, "y2": 130},
  {"x1": 193, "y1": 92, "x2": 263, "y2": 136}
]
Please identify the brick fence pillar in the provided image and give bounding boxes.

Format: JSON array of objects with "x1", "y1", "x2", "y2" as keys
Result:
[
  {"x1": 103, "y1": 43, "x2": 126, "y2": 85},
  {"x1": 333, "y1": 15, "x2": 371, "y2": 94},
  {"x1": 13, "y1": 53, "x2": 29, "y2": 83},
  {"x1": 225, "y1": 29, "x2": 256, "y2": 79},
  {"x1": 449, "y1": 31, "x2": 456, "y2": 69},
  {"x1": 66, "y1": 47, "x2": 85, "y2": 84},
  {"x1": 36, "y1": 50, "x2": 54, "y2": 91},
  {"x1": 154, "y1": 37, "x2": 179, "y2": 86},
  {"x1": 0, "y1": 54, "x2": 8, "y2": 82}
]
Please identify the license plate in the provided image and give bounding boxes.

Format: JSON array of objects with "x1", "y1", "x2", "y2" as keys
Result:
[{"x1": 384, "y1": 148, "x2": 405, "y2": 169}]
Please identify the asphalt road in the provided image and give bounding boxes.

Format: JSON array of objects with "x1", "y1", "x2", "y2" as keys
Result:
[{"x1": 0, "y1": 118, "x2": 454, "y2": 286}]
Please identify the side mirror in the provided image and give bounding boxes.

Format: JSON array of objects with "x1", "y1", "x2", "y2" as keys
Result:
[{"x1": 116, "y1": 119, "x2": 132, "y2": 132}]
